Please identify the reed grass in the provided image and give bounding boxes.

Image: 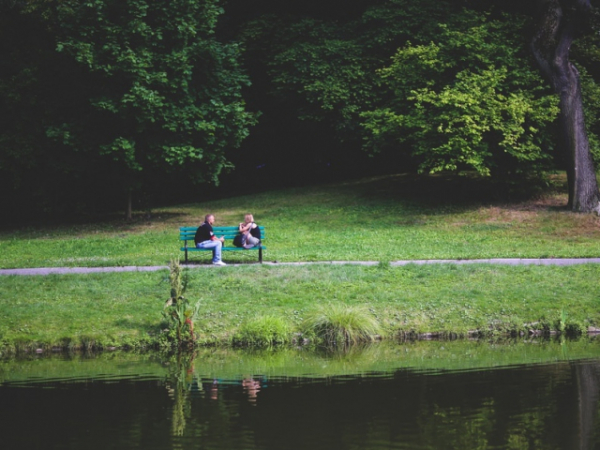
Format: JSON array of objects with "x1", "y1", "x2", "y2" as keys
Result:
[
  {"x1": 231, "y1": 315, "x2": 292, "y2": 347},
  {"x1": 301, "y1": 303, "x2": 382, "y2": 345}
]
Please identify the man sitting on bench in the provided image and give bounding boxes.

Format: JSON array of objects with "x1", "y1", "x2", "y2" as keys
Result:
[{"x1": 194, "y1": 214, "x2": 226, "y2": 266}]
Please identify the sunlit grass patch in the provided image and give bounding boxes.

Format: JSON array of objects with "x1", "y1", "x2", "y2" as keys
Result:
[
  {"x1": 302, "y1": 303, "x2": 382, "y2": 345},
  {"x1": 232, "y1": 315, "x2": 293, "y2": 347}
]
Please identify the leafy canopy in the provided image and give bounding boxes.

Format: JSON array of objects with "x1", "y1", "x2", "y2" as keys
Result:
[
  {"x1": 52, "y1": 0, "x2": 256, "y2": 183},
  {"x1": 243, "y1": 1, "x2": 560, "y2": 178},
  {"x1": 362, "y1": 10, "x2": 560, "y2": 177}
]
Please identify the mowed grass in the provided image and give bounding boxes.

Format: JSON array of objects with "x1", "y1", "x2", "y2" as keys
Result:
[
  {"x1": 2, "y1": 173, "x2": 600, "y2": 269},
  {"x1": 1, "y1": 172, "x2": 600, "y2": 349},
  {"x1": 1, "y1": 263, "x2": 599, "y2": 349}
]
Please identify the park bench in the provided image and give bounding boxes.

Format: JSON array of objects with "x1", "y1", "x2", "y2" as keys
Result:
[{"x1": 179, "y1": 226, "x2": 266, "y2": 264}]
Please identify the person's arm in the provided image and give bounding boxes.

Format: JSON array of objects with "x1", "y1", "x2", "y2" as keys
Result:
[{"x1": 208, "y1": 226, "x2": 224, "y2": 242}]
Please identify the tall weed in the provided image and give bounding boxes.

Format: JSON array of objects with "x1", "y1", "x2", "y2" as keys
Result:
[{"x1": 162, "y1": 260, "x2": 200, "y2": 347}]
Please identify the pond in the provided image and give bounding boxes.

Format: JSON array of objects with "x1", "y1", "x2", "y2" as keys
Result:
[{"x1": 1, "y1": 338, "x2": 600, "y2": 450}]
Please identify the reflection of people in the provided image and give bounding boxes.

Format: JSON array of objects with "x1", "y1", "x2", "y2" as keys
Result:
[
  {"x1": 210, "y1": 379, "x2": 219, "y2": 400},
  {"x1": 242, "y1": 377, "x2": 261, "y2": 403},
  {"x1": 238, "y1": 214, "x2": 261, "y2": 249},
  {"x1": 194, "y1": 214, "x2": 226, "y2": 266}
]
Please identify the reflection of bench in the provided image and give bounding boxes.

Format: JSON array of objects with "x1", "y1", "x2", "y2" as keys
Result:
[{"x1": 179, "y1": 226, "x2": 266, "y2": 264}]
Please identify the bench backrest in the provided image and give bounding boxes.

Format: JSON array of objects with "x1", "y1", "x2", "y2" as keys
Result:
[{"x1": 179, "y1": 226, "x2": 266, "y2": 242}]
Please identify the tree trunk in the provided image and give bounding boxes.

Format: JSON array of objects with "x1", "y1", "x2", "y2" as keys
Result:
[{"x1": 531, "y1": 0, "x2": 600, "y2": 212}]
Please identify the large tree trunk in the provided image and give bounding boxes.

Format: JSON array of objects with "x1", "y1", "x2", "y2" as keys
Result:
[{"x1": 531, "y1": 0, "x2": 600, "y2": 212}]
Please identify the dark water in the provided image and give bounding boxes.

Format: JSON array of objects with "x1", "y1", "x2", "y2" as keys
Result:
[{"x1": 1, "y1": 340, "x2": 600, "y2": 450}]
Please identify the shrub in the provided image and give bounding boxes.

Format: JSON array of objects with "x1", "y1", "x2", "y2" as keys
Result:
[
  {"x1": 302, "y1": 303, "x2": 382, "y2": 346},
  {"x1": 232, "y1": 315, "x2": 292, "y2": 347}
]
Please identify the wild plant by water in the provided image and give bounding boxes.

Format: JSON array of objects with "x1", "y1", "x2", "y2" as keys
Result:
[
  {"x1": 302, "y1": 303, "x2": 382, "y2": 346},
  {"x1": 162, "y1": 260, "x2": 200, "y2": 347}
]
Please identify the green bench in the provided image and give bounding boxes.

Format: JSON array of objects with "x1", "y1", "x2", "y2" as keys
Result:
[{"x1": 179, "y1": 226, "x2": 266, "y2": 264}]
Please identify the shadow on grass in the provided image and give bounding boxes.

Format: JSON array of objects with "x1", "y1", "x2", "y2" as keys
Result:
[
  {"x1": 0, "y1": 173, "x2": 570, "y2": 233},
  {"x1": 0, "y1": 211, "x2": 188, "y2": 234},
  {"x1": 353, "y1": 173, "x2": 567, "y2": 211}
]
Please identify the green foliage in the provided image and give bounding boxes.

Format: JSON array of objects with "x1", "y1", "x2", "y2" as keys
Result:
[
  {"x1": 52, "y1": 0, "x2": 256, "y2": 179},
  {"x1": 241, "y1": 0, "x2": 453, "y2": 143},
  {"x1": 162, "y1": 260, "x2": 200, "y2": 347},
  {"x1": 232, "y1": 315, "x2": 292, "y2": 347},
  {"x1": 361, "y1": 11, "x2": 560, "y2": 178},
  {"x1": 0, "y1": 0, "x2": 256, "y2": 217},
  {"x1": 570, "y1": 5, "x2": 600, "y2": 165},
  {"x1": 241, "y1": 1, "x2": 561, "y2": 180},
  {"x1": 302, "y1": 303, "x2": 382, "y2": 346}
]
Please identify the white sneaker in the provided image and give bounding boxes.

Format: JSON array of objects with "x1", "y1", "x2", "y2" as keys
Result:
[{"x1": 212, "y1": 261, "x2": 227, "y2": 266}]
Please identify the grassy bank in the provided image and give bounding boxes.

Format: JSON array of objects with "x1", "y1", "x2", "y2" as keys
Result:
[
  {"x1": 1, "y1": 263, "x2": 599, "y2": 351},
  {"x1": 1, "y1": 173, "x2": 600, "y2": 350}
]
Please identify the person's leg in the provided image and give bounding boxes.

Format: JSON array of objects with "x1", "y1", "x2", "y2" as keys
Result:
[
  {"x1": 196, "y1": 240, "x2": 223, "y2": 263},
  {"x1": 212, "y1": 240, "x2": 222, "y2": 263},
  {"x1": 244, "y1": 235, "x2": 259, "y2": 249}
]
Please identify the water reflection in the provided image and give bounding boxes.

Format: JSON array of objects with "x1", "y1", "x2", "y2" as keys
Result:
[
  {"x1": 165, "y1": 351, "x2": 196, "y2": 436},
  {"x1": 1, "y1": 338, "x2": 600, "y2": 450},
  {"x1": 574, "y1": 362, "x2": 600, "y2": 450}
]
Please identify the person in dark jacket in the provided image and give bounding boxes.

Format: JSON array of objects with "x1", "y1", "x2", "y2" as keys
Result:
[{"x1": 195, "y1": 214, "x2": 226, "y2": 266}]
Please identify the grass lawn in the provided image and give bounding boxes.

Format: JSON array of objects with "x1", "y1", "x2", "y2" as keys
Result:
[
  {"x1": 1, "y1": 173, "x2": 600, "y2": 350},
  {"x1": 1, "y1": 263, "x2": 599, "y2": 350},
  {"x1": 2, "y1": 173, "x2": 600, "y2": 269}
]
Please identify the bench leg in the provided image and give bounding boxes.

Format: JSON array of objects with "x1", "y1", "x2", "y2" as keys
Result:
[
  {"x1": 185, "y1": 248, "x2": 188, "y2": 264},
  {"x1": 259, "y1": 247, "x2": 263, "y2": 263}
]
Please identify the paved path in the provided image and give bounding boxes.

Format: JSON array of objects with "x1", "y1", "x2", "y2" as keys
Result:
[{"x1": 2, "y1": 258, "x2": 600, "y2": 275}]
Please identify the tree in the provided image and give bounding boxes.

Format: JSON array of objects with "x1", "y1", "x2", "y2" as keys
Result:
[
  {"x1": 361, "y1": 8, "x2": 559, "y2": 179},
  {"x1": 237, "y1": 1, "x2": 572, "y2": 185},
  {"x1": 55, "y1": 0, "x2": 257, "y2": 218},
  {"x1": 531, "y1": 0, "x2": 600, "y2": 212},
  {"x1": 235, "y1": 0, "x2": 468, "y2": 181},
  {"x1": 0, "y1": 0, "x2": 256, "y2": 220}
]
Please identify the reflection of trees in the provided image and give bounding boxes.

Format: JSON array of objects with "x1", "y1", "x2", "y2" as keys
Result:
[
  {"x1": 573, "y1": 361, "x2": 600, "y2": 450},
  {"x1": 157, "y1": 347, "x2": 600, "y2": 448},
  {"x1": 239, "y1": 359, "x2": 600, "y2": 450},
  {"x1": 412, "y1": 361, "x2": 600, "y2": 450},
  {"x1": 412, "y1": 360, "x2": 600, "y2": 450}
]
